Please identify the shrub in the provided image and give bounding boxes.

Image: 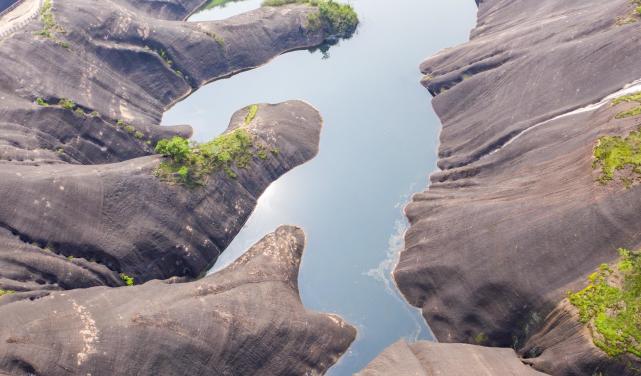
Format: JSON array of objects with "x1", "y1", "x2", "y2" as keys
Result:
[
  {"x1": 262, "y1": 0, "x2": 358, "y2": 38},
  {"x1": 74, "y1": 108, "x2": 85, "y2": 118},
  {"x1": 0, "y1": 289, "x2": 15, "y2": 297},
  {"x1": 35, "y1": 0, "x2": 68, "y2": 48},
  {"x1": 592, "y1": 92, "x2": 641, "y2": 184},
  {"x1": 155, "y1": 136, "x2": 191, "y2": 163},
  {"x1": 35, "y1": 97, "x2": 48, "y2": 106},
  {"x1": 58, "y1": 98, "x2": 75, "y2": 110},
  {"x1": 155, "y1": 129, "x2": 264, "y2": 185},
  {"x1": 120, "y1": 273, "x2": 135, "y2": 286},
  {"x1": 245, "y1": 104, "x2": 259, "y2": 124},
  {"x1": 569, "y1": 249, "x2": 641, "y2": 357}
]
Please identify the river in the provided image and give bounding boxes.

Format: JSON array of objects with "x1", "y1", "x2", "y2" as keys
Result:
[{"x1": 162, "y1": 0, "x2": 476, "y2": 374}]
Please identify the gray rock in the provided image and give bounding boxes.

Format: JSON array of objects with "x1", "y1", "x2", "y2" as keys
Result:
[
  {"x1": 394, "y1": 0, "x2": 641, "y2": 374},
  {"x1": 0, "y1": 0, "x2": 356, "y2": 374},
  {"x1": 0, "y1": 0, "x2": 328, "y2": 294},
  {"x1": 357, "y1": 340, "x2": 547, "y2": 376},
  {"x1": 0, "y1": 225, "x2": 356, "y2": 376},
  {"x1": 0, "y1": 100, "x2": 322, "y2": 293}
]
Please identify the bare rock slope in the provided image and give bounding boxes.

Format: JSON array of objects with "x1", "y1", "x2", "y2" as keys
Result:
[
  {"x1": 0, "y1": 225, "x2": 356, "y2": 376},
  {"x1": 0, "y1": 0, "x2": 357, "y2": 374},
  {"x1": 357, "y1": 340, "x2": 547, "y2": 376},
  {"x1": 393, "y1": 0, "x2": 641, "y2": 374}
]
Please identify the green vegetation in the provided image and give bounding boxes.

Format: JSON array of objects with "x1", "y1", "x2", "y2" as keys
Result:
[
  {"x1": 617, "y1": 0, "x2": 641, "y2": 25},
  {"x1": 569, "y1": 249, "x2": 641, "y2": 357},
  {"x1": 155, "y1": 129, "x2": 257, "y2": 184},
  {"x1": 74, "y1": 107, "x2": 86, "y2": 118},
  {"x1": 262, "y1": 0, "x2": 358, "y2": 38},
  {"x1": 120, "y1": 273, "x2": 135, "y2": 286},
  {"x1": 145, "y1": 46, "x2": 185, "y2": 77},
  {"x1": 35, "y1": 0, "x2": 69, "y2": 48},
  {"x1": 200, "y1": 0, "x2": 243, "y2": 10},
  {"x1": 592, "y1": 92, "x2": 641, "y2": 184},
  {"x1": 245, "y1": 104, "x2": 259, "y2": 124},
  {"x1": 473, "y1": 332, "x2": 488, "y2": 345},
  {"x1": 201, "y1": 30, "x2": 225, "y2": 47},
  {"x1": 612, "y1": 92, "x2": 641, "y2": 119},
  {"x1": 0, "y1": 289, "x2": 15, "y2": 297},
  {"x1": 35, "y1": 97, "x2": 48, "y2": 106},
  {"x1": 58, "y1": 98, "x2": 75, "y2": 110},
  {"x1": 593, "y1": 131, "x2": 641, "y2": 184}
]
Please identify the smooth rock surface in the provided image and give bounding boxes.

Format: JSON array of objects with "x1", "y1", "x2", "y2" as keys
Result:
[
  {"x1": 0, "y1": 226, "x2": 357, "y2": 376},
  {"x1": 356, "y1": 340, "x2": 547, "y2": 376},
  {"x1": 0, "y1": 0, "x2": 328, "y2": 293},
  {"x1": 0, "y1": 0, "x2": 356, "y2": 374},
  {"x1": 394, "y1": 0, "x2": 641, "y2": 374}
]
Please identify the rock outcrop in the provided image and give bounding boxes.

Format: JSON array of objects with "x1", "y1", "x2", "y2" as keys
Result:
[
  {"x1": 0, "y1": 0, "x2": 328, "y2": 294},
  {"x1": 0, "y1": 0, "x2": 357, "y2": 374},
  {"x1": 0, "y1": 225, "x2": 356, "y2": 376},
  {"x1": 357, "y1": 340, "x2": 547, "y2": 376},
  {"x1": 393, "y1": 0, "x2": 641, "y2": 374}
]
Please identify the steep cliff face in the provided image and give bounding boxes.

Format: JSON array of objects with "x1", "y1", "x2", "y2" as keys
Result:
[
  {"x1": 0, "y1": 226, "x2": 356, "y2": 376},
  {"x1": 394, "y1": 0, "x2": 641, "y2": 374},
  {"x1": 0, "y1": 0, "x2": 357, "y2": 374}
]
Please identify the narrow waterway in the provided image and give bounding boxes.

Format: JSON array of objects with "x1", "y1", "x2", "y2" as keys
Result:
[{"x1": 163, "y1": 1, "x2": 476, "y2": 374}]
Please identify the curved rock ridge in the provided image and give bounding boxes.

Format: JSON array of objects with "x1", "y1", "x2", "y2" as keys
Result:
[
  {"x1": 0, "y1": 0, "x2": 335, "y2": 294},
  {"x1": 394, "y1": 0, "x2": 641, "y2": 374},
  {"x1": 0, "y1": 100, "x2": 322, "y2": 294},
  {"x1": 0, "y1": 225, "x2": 357, "y2": 376},
  {"x1": 0, "y1": 0, "x2": 328, "y2": 165},
  {"x1": 356, "y1": 340, "x2": 547, "y2": 376}
]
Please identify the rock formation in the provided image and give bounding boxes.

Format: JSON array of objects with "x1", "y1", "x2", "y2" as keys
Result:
[
  {"x1": 0, "y1": 225, "x2": 356, "y2": 376},
  {"x1": 0, "y1": 0, "x2": 357, "y2": 374},
  {"x1": 357, "y1": 340, "x2": 547, "y2": 376},
  {"x1": 393, "y1": 0, "x2": 641, "y2": 374}
]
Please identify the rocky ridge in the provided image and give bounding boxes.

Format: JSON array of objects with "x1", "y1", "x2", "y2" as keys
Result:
[
  {"x1": 393, "y1": 0, "x2": 641, "y2": 374},
  {"x1": 0, "y1": 0, "x2": 357, "y2": 374}
]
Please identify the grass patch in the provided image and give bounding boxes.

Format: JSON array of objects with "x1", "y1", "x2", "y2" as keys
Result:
[
  {"x1": 569, "y1": 249, "x2": 641, "y2": 358},
  {"x1": 616, "y1": 0, "x2": 641, "y2": 24},
  {"x1": 0, "y1": 289, "x2": 15, "y2": 297},
  {"x1": 262, "y1": 0, "x2": 358, "y2": 38},
  {"x1": 593, "y1": 131, "x2": 641, "y2": 183},
  {"x1": 145, "y1": 46, "x2": 186, "y2": 78},
  {"x1": 120, "y1": 273, "x2": 135, "y2": 286},
  {"x1": 58, "y1": 98, "x2": 75, "y2": 110},
  {"x1": 613, "y1": 92, "x2": 641, "y2": 119},
  {"x1": 35, "y1": 0, "x2": 69, "y2": 48},
  {"x1": 245, "y1": 104, "x2": 259, "y2": 124},
  {"x1": 592, "y1": 92, "x2": 641, "y2": 184}
]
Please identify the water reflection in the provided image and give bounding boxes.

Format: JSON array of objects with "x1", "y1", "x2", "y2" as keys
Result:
[{"x1": 165, "y1": 1, "x2": 476, "y2": 374}]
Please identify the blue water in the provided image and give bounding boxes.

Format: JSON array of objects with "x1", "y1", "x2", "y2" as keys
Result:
[{"x1": 163, "y1": 1, "x2": 476, "y2": 374}]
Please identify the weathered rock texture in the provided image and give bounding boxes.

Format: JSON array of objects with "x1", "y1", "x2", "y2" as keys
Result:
[
  {"x1": 0, "y1": 0, "x2": 356, "y2": 374},
  {"x1": 356, "y1": 340, "x2": 547, "y2": 376},
  {"x1": 394, "y1": 0, "x2": 641, "y2": 374},
  {"x1": 0, "y1": 0, "x2": 328, "y2": 294},
  {"x1": 0, "y1": 226, "x2": 357, "y2": 376}
]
